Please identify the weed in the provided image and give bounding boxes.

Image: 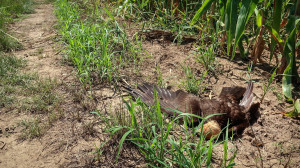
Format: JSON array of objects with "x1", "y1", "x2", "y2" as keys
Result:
[
  {"x1": 195, "y1": 21, "x2": 220, "y2": 72},
  {"x1": 272, "y1": 87, "x2": 284, "y2": 102},
  {"x1": 261, "y1": 67, "x2": 277, "y2": 103},
  {"x1": 195, "y1": 45, "x2": 216, "y2": 72},
  {"x1": 117, "y1": 0, "x2": 201, "y2": 40},
  {"x1": 97, "y1": 96, "x2": 236, "y2": 167},
  {"x1": 180, "y1": 62, "x2": 207, "y2": 96},
  {"x1": 0, "y1": 54, "x2": 61, "y2": 114},
  {"x1": 155, "y1": 64, "x2": 163, "y2": 87},
  {"x1": 18, "y1": 118, "x2": 43, "y2": 140},
  {"x1": 54, "y1": 0, "x2": 141, "y2": 90},
  {"x1": 242, "y1": 62, "x2": 255, "y2": 83},
  {"x1": 94, "y1": 141, "x2": 108, "y2": 162}
]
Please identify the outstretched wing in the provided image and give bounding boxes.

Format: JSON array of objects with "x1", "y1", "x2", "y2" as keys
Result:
[{"x1": 124, "y1": 83, "x2": 199, "y2": 116}]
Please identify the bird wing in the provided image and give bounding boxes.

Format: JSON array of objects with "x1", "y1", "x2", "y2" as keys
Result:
[
  {"x1": 219, "y1": 85, "x2": 246, "y2": 103},
  {"x1": 125, "y1": 83, "x2": 200, "y2": 116}
]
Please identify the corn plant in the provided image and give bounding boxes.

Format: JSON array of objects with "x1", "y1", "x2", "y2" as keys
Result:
[
  {"x1": 116, "y1": 0, "x2": 203, "y2": 40},
  {"x1": 191, "y1": 0, "x2": 299, "y2": 100},
  {"x1": 284, "y1": 99, "x2": 300, "y2": 117}
]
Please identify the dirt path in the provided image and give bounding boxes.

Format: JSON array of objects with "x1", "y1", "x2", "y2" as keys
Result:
[
  {"x1": 0, "y1": 2, "x2": 99, "y2": 167},
  {"x1": 0, "y1": 2, "x2": 64, "y2": 167},
  {"x1": 12, "y1": 2, "x2": 67, "y2": 79}
]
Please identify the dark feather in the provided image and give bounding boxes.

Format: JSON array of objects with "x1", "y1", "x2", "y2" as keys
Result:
[{"x1": 123, "y1": 82, "x2": 260, "y2": 138}]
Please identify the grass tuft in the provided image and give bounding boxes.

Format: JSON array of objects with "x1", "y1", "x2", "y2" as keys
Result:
[
  {"x1": 18, "y1": 118, "x2": 43, "y2": 140},
  {"x1": 94, "y1": 96, "x2": 236, "y2": 167},
  {"x1": 181, "y1": 62, "x2": 207, "y2": 96},
  {"x1": 54, "y1": 0, "x2": 142, "y2": 90},
  {"x1": 0, "y1": 0, "x2": 34, "y2": 51}
]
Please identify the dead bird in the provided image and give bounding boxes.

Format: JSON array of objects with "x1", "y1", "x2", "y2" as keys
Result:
[{"x1": 124, "y1": 82, "x2": 260, "y2": 139}]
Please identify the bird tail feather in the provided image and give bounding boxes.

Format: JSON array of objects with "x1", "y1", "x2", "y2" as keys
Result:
[{"x1": 239, "y1": 82, "x2": 254, "y2": 111}]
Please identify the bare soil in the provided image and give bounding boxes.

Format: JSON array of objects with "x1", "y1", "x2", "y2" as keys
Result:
[{"x1": 0, "y1": 1, "x2": 300, "y2": 168}]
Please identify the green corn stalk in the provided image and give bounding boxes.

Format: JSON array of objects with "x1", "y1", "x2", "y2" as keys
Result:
[
  {"x1": 231, "y1": 0, "x2": 259, "y2": 60},
  {"x1": 225, "y1": 0, "x2": 239, "y2": 56},
  {"x1": 191, "y1": 0, "x2": 215, "y2": 25},
  {"x1": 285, "y1": 99, "x2": 300, "y2": 117},
  {"x1": 270, "y1": 0, "x2": 283, "y2": 62},
  {"x1": 282, "y1": 26, "x2": 297, "y2": 99}
]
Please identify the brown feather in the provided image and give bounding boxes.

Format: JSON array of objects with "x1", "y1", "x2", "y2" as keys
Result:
[{"x1": 124, "y1": 82, "x2": 260, "y2": 138}]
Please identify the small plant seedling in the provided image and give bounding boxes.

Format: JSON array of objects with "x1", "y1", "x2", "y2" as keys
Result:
[{"x1": 261, "y1": 67, "x2": 277, "y2": 103}]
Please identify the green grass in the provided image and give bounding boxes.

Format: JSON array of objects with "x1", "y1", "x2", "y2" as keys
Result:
[
  {"x1": 0, "y1": 53, "x2": 62, "y2": 140},
  {"x1": 18, "y1": 118, "x2": 43, "y2": 140},
  {"x1": 180, "y1": 62, "x2": 207, "y2": 96},
  {"x1": 93, "y1": 97, "x2": 236, "y2": 167},
  {"x1": 0, "y1": 53, "x2": 23, "y2": 107},
  {"x1": 116, "y1": 0, "x2": 202, "y2": 39},
  {"x1": 54, "y1": 0, "x2": 142, "y2": 89},
  {"x1": 0, "y1": 53, "x2": 61, "y2": 114},
  {"x1": 0, "y1": 0, "x2": 34, "y2": 51}
]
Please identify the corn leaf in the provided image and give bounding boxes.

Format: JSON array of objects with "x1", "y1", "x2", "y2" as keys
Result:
[
  {"x1": 266, "y1": 25, "x2": 284, "y2": 51},
  {"x1": 282, "y1": 28, "x2": 296, "y2": 99},
  {"x1": 270, "y1": 0, "x2": 283, "y2": 62},
  {"x1": 219, "y1": 0, "x2": 226, "y2": 22},
  {"x1": 225, "y1": 0, "x2": 239, "y2": 55},
  {"x1": 191, "y1": 0, "x2": 216, "y2": 25},
  {"x1": 285, "y1": 99, "x2": 300, "y2": 117},
  {"x1": 282, "y1": 60, "x2": 292, "y2": 99},
  {"x1": 295, "y1": 99, "x2": 300, "y2": 113},
  {"x1": 231, "y1": 0, "x2": 259, "y2": 60},
  {"x1": 255, "y1": 9, "x2": 262, "y2": 28},
  {"x1": 268, "y1": 26, "x2": 283, "y2": 44},
  {"x1": 238, "y1": 36, "x2": 245, "y2": 58}
]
